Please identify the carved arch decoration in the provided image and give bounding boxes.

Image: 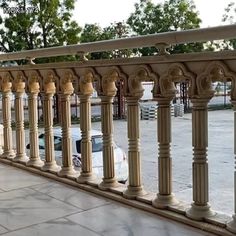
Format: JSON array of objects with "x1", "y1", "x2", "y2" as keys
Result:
[
  {"x1": 196, "y1": 61, "x2": 236, "y2": 100},
  {"x1": 98, "y1": 66, "x2": 127, "y2": 97},
  {"x1": 127, "y1": 65, "x2": 158, "y2": 98},
  {"x1": 0, "y1": 72, "x2": 14, "y2": 93},
  {"x1": 25, "y1": 70, "x2": 42, "y2": 94},
  {"x1": 55, "y1": 69, "x2": 77, "y2": 95},
  {"x1": 75, "y1": 67, "x2": 100, "y2": 96},
  {"x1": 39, "y1": 69, "x2": 58, "y2": 94},
  {"x1": 157, "y1": 63, "x2": 195, "y2": 99},
  {"x1": 12, "y1": 71, "x2": 27, "y2": 93}
]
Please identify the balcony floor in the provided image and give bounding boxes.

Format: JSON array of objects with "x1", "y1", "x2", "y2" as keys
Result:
[{"x1": 0, "y1": 163, "x2": 216, "y2": 236}]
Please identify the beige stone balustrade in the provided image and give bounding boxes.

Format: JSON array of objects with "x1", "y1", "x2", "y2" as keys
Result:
[
  {"x1": 40, "y1": 70, "x2": 60, "y2": 173},
  {"x1": 25, "y1": 71, "x2": 44, "y2": 168},
  {"x1": 0, "y1": 72, "x2": 15, "y2": 159},
  {"x1": 75, "y1": 68, "x2": 98, "y2": 183},
  {"x1": 0, "y1": 29, "x2": 236, "y2": 235},
  {"x1": 11, "y1": 71, "x2": 29, "y2": 163}
]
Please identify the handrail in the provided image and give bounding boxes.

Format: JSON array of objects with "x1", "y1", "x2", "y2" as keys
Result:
[{"x1": 0, "y1": 24, "x2": 235, "y2": 61}]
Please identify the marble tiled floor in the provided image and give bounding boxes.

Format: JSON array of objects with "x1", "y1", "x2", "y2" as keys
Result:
[{"x1": 0, "y1": 164, "x2": 215, "y2": 236}]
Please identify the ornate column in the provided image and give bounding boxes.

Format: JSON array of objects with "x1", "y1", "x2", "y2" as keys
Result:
[
  {"x1": 186, "y1": 98, "x2": 215, "y2": 220},
  {"x1": 57, "y1": 71, "x2": 77, "y2": 177},
  {"x1": 26, "y1": 73, "x2": 44, "y2": 167},
  {"x1": 1, "y1": 75, "x2": 15, "y2": 159},
  {"x1": 77, "y1": 71, "x2": 96, "y2": 183},
  {"x1": 123, "y1": 69, "x2": 148, "y2": 199},
  {"x1": 227, "y1": 101, "x2": 236, "y2": 233},
  {"x1": 41, "y1": 72, "x2": 60, "y2": 173},
  {"x1": 98, "y1": 71, "x2": 118, "y2": 190},
  {"x1": 152, "y1": 97, "x2": 179, "y2": 208},
  {"x1": 12, "y1": 73, "x2": 28, "y2": 163}
]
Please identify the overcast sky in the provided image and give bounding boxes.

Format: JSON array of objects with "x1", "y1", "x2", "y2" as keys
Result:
[{"x1": 74, "y1": 0, "x2": 234, "y2": 28}]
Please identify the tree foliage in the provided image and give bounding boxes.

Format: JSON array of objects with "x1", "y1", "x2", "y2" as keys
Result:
[
  {"x1": 0, "y1": 0, "x2": 81, "y2": 56},
  {"x1": 80, "y1": 22, "x2": 131, "y2": 60},
  {"x1": 127, "y1": 0, "x2": 203, "y2": 55},
  {"x1": 222, "y1": 2, "x2": 236, "y2": 49}
]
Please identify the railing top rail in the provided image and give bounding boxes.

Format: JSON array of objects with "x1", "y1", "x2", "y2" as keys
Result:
[{"x1": 0, "y1": 24, "x2": 236, "y2": 62}]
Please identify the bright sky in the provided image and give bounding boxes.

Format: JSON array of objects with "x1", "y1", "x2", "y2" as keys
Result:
[{"x1": 74, "y1": 0, "x2": 235, "y2": 28}]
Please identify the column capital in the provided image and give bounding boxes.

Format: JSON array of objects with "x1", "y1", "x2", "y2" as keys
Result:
[{"x1": 191, "y1": 98, "x2": 210, "y2": 109}]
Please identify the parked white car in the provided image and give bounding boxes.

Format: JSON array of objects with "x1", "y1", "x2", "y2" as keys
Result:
[{"x1": 26, "y1": 127, "x2": 128, "y2": 183}]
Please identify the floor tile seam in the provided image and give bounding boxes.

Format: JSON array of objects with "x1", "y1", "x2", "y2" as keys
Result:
[
  {"x1": 0, "y1": 224, "x2": 10, "y2": 235},
  {"x1": 64, "y1": 217, "x2": 103, "y2": 236},
  {"x1": 27, "y1": 186, "x2": 85, "y2": 211}
]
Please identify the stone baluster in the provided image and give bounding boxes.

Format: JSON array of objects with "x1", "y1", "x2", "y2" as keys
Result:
[
  {"x1": 41, "y1": 72, "x2": 60, "y2": 173},
  {"x1": 1, "y1": 75, "x2": 15, "y2": 159},
  {"x1": 227, "y1": 101, "x2": 236, "y2": 233},
  {"x1": 12, "y1": 73, "x2": 28, "y2": 163},
  {"x1": 77, "y1": 71, "x2": 96, "y2": 183},
  {"x1": 26, "y1": 74, "x2": 44, "y2": 167},
  {"x1": 186, "y1": 98, "x2": 215, "y2": 220},
  {"x1": 58, "y1": 71, "x2": 77, "y2": 177},
  {"x1": 123, "y1": 69, "x2": 148, "y2": 199},
  {"x1": 152, "y1": 97, "x2": 179, "y2": 208},
  {"x1": 98, "y1": 71, "x2": 118, "y2": 190}
]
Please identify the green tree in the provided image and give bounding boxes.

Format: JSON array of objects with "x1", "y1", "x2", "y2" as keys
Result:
[
  {"x1": 127, "y1": 0, "x2": 203, "y2": 55},
  {"x1": 0, "y1": 0, "x2": 81, "y2": 60},
  {"x1": 80, "y1": 22, "x2": 131, "y2": 60},
  {"x1": 222, "y1": 2, "x2": 236, "y2": 49}
]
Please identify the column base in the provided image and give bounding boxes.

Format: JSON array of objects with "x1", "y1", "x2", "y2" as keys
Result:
[
  {"x1": 1, "y1": 151, "x2": 15, "y2": 160},
  {"x1": 77, "y1": 172, "x2": 97, "y2": 184},
  {"x1": 58, "y1": 166, "x2": 78, "y2": 178},
  {"x1": 123, "y1": 185, "x2": 147, "y2": 199},
  {"x1": 13, "y1": 154, "x2": 29, "y2": 164},
  {"x1": 41, "y1": 161, "x2": 61, "y2": 173},
  {"x1": 98, "y1": 177, "x2": 119, "y2": 190},
  {"x1": 186, "y1": 202, "x2": 215, "y2": 221},
  {"x1": 152, "y1": 193, "x2": 179, "y2": 209},
  {"x1": 227, "y1": 215, "x2": 236, "y2": 233},
  {"x1": 26, "y1": 158, "x2": 44, "y2": 168}
]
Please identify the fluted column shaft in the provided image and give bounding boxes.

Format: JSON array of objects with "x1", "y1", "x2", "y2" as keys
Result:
[
  {"x1": 27, "y1": 92, "x2": 43, "y2": 167},
  {"x1": 1, "y1": 91, "x2": 14, "y2": 159},
  {"x1": 186, "y1": 98, "x2": 214, "y2": 220},
  {"x1": 13, "y1": 92, "x2": 28, "y2": 163},
  {"x1": 77, "y1": 95, "x2": 94, "y2": 183},
  {"x1": 152, "y1": 98, "x2": 178, "y2": 209},
  {"x1": 227, "y1": 102, "x2": 236, "y2": 233},
  {"x1": 41, "y1": 93, "x2": 60, "y2": 172},
  {"x1": 99, "y1": 96, "x2": 118, "y2": 190},
  {"x1": 58, "y1": 93, "x2": 76, "y2": 177},
  {"x1": 123, "y1": 97, "x2": 146, "y2": 199}
]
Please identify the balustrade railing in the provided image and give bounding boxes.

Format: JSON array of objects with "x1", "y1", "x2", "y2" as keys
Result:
[{"x1": 0, "y1": 24, "x2": 236, "y2": 235}]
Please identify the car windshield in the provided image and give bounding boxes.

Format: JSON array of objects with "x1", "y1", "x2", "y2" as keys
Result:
[{"x1": 76, "y1": 135, "x2": 103, "y2": 153}]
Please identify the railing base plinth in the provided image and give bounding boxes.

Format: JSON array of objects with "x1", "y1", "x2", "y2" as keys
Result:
[
  {"x1": 186, "y1": 203, "x2": 215, "y2": 221},
  {"x1": 1, "y1": 151, "x2": 15, "y2": 160},
  {"x1": 123, "y1": 185, "x2": 147, "y2": 199},
  {"x1": 58, "y1": 166, "x2": 78, "y2": 178},
  {"x1": 152, "y1": 193, "x2": 179, "y2": 209},
  {"x1": 98, "y1": 178, "x2": 119, "y2": 191},
  {"x1": 227, "y1": 215, "x2": 236, "y2": 233},
  {"x1": 13, "y1": 154, "x2": 29, "y2": 164},
  {"x1": 41, "y1": 161, "x2": 61, "y2": 173},
  {"x1": 77, "y1": 172, "x2": 97, "y2": 184},
  {"x1": 26, "y1": 159, "x2": 44, "y2": 168}
]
